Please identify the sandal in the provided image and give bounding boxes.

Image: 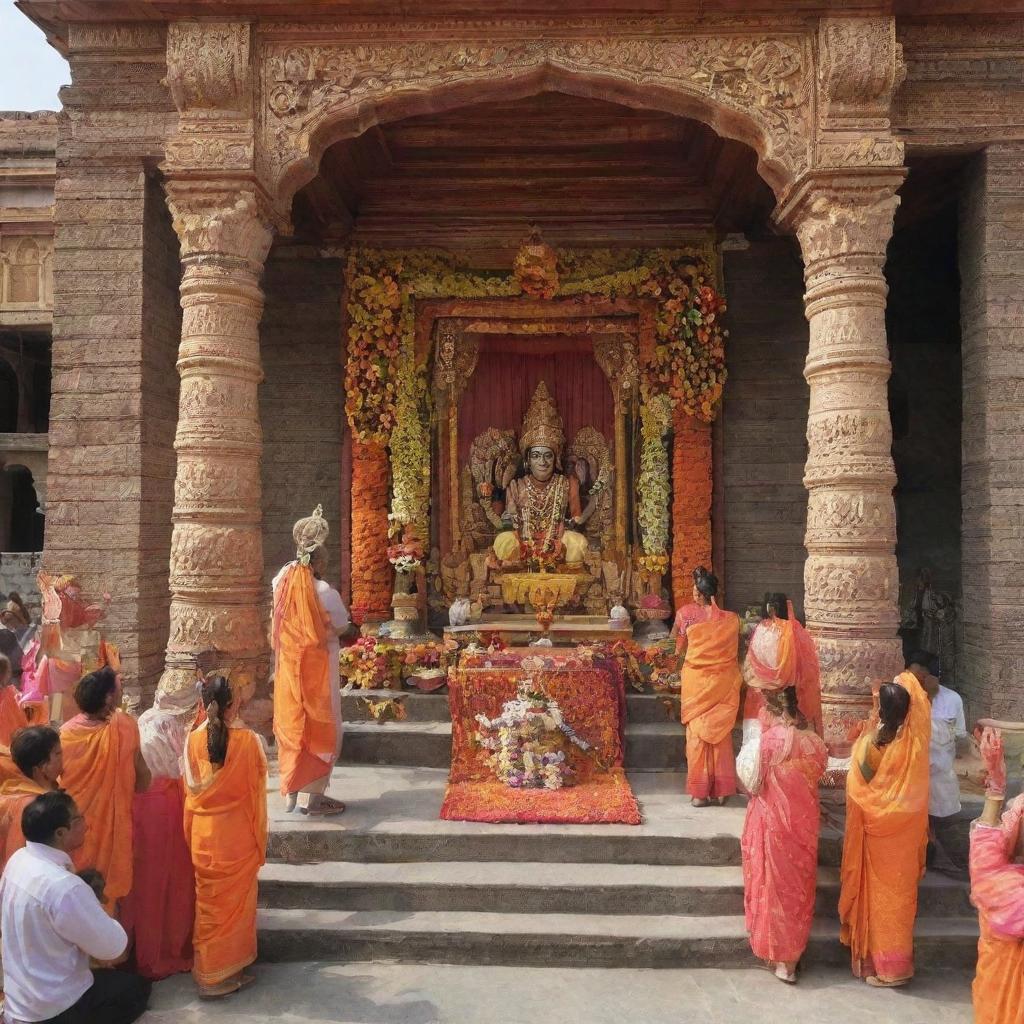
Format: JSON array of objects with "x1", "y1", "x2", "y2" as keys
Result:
[
  {"x1": 691, "y1": 798, "x2": 710, "y2": 808},
  {"x1": 865, "y1": 976, "x2": 909, "y2": 989},
  {"x1": 199, "y1": 979, "x2": 242, "y2": 1000},
  {"x1": 775, "y1": 963, "x2": 798, "y2": 985},
  {"x1": 301, "y1": 796, "x2": 346, "y2": 817}
]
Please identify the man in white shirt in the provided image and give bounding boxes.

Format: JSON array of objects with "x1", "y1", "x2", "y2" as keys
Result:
[
  {"x1": 0, "y1": 791, "x2": 151, "y2": 1024},
  {"x1": 910, "y1": 649, "x2": 969, "y2": 878}
]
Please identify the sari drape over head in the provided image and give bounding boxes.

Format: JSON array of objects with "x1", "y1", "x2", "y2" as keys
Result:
[
  {"x1": 0, "y1": 774, "x2": 47, "y2": 872},
  {"x1": 839, "y1": 670, "x2": 931, "y2": 982},
  {"x1": 272, "y1": 562, "x2": 336, "y2": 796},
  {"x1": 681, "y1": 600, "x2": 742, "y2": 800},
  {"x1": 741, "y1": 717, "x2": 828, "y2": 964},
  {"x1": 59, "y1": 710, "x2": 140, "y2": 903},
  {"x1": 742, "y1": 603, "x2": 822, "y2": 736},
  {"x1": 970, "y1": 795, "x2": 1024, "y2": 1024},
  {"x1": 184, "y1": 722, "x2": 267, "y2": 987}
]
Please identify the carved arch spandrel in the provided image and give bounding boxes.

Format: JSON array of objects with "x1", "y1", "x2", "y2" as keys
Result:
[{"x1": 257, "y1": 34, "x2": 814, "y2": 206}]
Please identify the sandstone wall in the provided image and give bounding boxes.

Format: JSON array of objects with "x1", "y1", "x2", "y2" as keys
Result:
[
  {"x1": 958, "y1": 143, "x2": 1024, "y2": 722},
  {"x1": 720, "y1": 237, "x2": 809, "y2": 619},
  {"x1": 44, "y1": 25, "x2": 179, "y2": 697},
  {"x1": 260, "y1": 248, "x2": 345, "y2": 595}
]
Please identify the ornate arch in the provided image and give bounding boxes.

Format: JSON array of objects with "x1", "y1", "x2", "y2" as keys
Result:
[{"x1": 258, "y1": 33, "x2": 814, "y2": 207}]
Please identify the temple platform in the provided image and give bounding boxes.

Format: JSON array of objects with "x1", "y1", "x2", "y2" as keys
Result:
[
  {"x1": 443, "y1": 614, "x2": 633, "y2": 645},
  {"x1": 255, "y1": 764, "x2": 978, "y2": 971}
]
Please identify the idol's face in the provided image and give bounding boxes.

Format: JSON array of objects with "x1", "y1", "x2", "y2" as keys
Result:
[{"x1": 527, "y1": 446, "x2": 555, "y2": 482}]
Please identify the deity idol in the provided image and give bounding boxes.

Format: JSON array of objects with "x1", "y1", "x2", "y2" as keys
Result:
[{"x1": 492, "y1": 382, "x2": 604, "y2": 566}]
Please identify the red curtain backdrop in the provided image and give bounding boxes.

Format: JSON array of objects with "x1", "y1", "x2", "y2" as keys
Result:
[{"x1": 458, "y1": 336, "x2": 615, "y2": 465}]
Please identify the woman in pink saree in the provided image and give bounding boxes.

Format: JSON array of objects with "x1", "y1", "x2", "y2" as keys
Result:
[
  {"x1": 970, "y1": 727, "x2": 1024, "y2": 1024},
  {"x1": 740, "y1": 679, "x2": 827, "y2": 984}
]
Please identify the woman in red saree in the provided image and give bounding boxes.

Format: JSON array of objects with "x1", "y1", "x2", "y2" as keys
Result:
[
  {"x1": 679, "y1": 567, "x2": 742, "y2": 807},
  {"x1": 120, "y1": 687, "x2": 199, "y2": 980},
  {"x1": 741, "y1": 680, "x2": 827, "y2": 984},
  {"x1": 970, "y1": 727, "x2": 1024, "y2": 1024},
  {"x1": 839, "y1": 666, "x2": 931, "y2": 986},
  {"x1": 184, "y1": 675, "x2": 267, "y2": 999}
]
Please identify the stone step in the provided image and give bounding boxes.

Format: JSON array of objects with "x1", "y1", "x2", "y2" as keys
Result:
[
  {"x1": 340, "y1": 689, "x2": 678, "y2": 724},
  {"x1": 266, "y1": 766, "x2": 843, "y2": 867},
  {"x1": 258, "y1": 860, "x2": 972, "y2": 920},
  {"x1": 256, "y1": 908, "x2": 978, "y2": 969},
  {"x1": 339, "y1": 719, "x2": 686, "y2": 772}
]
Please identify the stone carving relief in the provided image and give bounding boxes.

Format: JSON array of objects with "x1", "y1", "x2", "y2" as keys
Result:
[
  {"x1": 804, "y1": 556, "x2": 899, "y2": 612},
  {"x1": 68, "y1": 23, "x2": 165, "y2": 53},
  {"x1": 817, "y1": 18, "x2": 905, "y2": 130},
  {"x1": 170, "y1": 525, "x2": 262, "y2": 585},
  {"x1": 259, "y1": 33, "x2": 812, "y2": 197},
  {"x1": 432, "y1": 321, "x2": 479, "y2": 402},
  {"x1": 813, "y1": 636, "x2": 903, "y2": 697},
  {"x1": 805, "y1": 491, "x2": 895, "y2": 547},
  {"x1": 166, "y1": 188, "x2": 274, "y2": 267},
  {"x1": 0, "y1": 236, "x2": 53, "y2": 309},
  {"x1": 164, "y1": 21, "x2": 253, "y2": 113},
  {"x1": 592, "y1": 334, "x2": 639, "y2": 405}
]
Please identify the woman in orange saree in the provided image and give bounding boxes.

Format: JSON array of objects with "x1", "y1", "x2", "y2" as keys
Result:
[
  {"x1": 184, "y1": 675, "x2": 268, "y2": 1000},
  {"x1": 0, "y1": 652, "x2": 29, "y2": 784},
  {"x1": 970, "y1": 727, "x2": 1024, "y2": 1024},
  {"x1": 59, "y1": 666, "x2": 151, "y2": 911},
  {"x1": 0, "y1": 725, "x2": 62, "y2": 871},
  {"x1": 741, "y1": 679, "x2": 827, "y2": 984},
  {"x1": 679, "y1": 567, "x2": 742, "y2": 807},
  {"x1": 839, "y1": 666, "x2": 931, "y2": 986}
]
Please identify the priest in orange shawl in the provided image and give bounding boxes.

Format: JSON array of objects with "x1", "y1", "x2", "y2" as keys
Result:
[
  {"x1": 59, "y1": 666, "x2": 152, "y2": 910},
  {"x1": 970, "y1": 726, "x2": 1024, "y2": 1024},
  {"x1": 0, "y1": 725, "x2": 62, "y2": 871},
  {"x1": 0, "y1": 652, "x2": 30, "y2": 784},
  {"x1": 678, "y1": 567, "x2": 742, "y2": 807},
  {"x1": 839, "y1": 659, "x2": 931, "y2": 987},
  {"x1": 272, "y1": 504, "x2": 346, "y2": 817},
  {"x1": 184, "y1": 674, "x2": 267, "y2": 999}
]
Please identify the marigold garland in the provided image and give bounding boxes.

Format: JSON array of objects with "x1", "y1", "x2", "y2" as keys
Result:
[
  {"x1": 350, "y1": 439, "x2": 392, "y2": 624},
  {"x1": 343, "y1": 246, "x2": 726, "y2": 589},
  {"x1": 671, "y1": 409, "x2": 714, "y2": 608}
]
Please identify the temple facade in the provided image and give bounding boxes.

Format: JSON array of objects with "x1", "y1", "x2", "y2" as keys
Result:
[{"x1": 4, "y1": 1, "x2": 1023, "y2": 741}]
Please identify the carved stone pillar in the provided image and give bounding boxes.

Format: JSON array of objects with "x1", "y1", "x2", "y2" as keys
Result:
[
  {"x1": 158, "y1": 186, "x2": 274, "y2": 696},
  {"x1": 778, "y1": 171, "x2": 906, "y2": 753}
]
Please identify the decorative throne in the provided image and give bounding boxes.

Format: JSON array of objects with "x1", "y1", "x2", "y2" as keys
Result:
[{"x1": 448, "y1": 382, "x2": 619, "y2": 616}]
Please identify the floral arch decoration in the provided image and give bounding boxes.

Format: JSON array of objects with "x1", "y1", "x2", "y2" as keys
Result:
[{"x1": 343, "y1": 245, "x2": 727, "y2": 622}]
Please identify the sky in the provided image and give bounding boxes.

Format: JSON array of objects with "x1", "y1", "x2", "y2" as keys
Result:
[{"x1": 0, "y1": 0, "x2": 70, "y2": 112}]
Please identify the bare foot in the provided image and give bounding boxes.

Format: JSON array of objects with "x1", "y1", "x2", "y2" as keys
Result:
[
  {"x1": 284, "y1": 792, "x2": 298, "y2": 813},
  {"x1": 691, "y1": 797, "x2": 710, "y2": 808},
  {"x1": 775, "y1": 962, "x2": 798, "y2": 984}
]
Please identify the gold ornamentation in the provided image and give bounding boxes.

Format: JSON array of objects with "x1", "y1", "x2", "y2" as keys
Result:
[{"x1": 519, "y1": 381, "x2": 565, "y2": 456}]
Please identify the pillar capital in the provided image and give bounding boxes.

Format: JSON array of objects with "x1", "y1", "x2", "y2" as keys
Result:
[
  {"x1": 777, "y1": 171, "x2": 904, "y2": 259},
  {"x1": 165, "y1": 184, "x2": 275, "y2": 272}
]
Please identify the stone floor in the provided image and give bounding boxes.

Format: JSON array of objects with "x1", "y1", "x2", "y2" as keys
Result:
[{"x1": 141, "y1": 962, "x2": 974, "y2": 1024}]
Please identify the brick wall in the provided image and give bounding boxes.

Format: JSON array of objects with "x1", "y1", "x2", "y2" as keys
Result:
[
  {"x1": 259, "y1": 248, "x2": 345, "y2": 594},
  {"x1": 720, "y1": 237, "x2": 809, "y2": 618},
  {"x1": 958, "y1": 143, "x2": 1024, "y2": 721}
]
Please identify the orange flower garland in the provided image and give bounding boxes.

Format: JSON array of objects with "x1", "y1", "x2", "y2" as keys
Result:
[
  {"x1": 671, "y1": 409, "x2": 713, "y2": 608},
  {"x1": 350, "y1": 439, "x2": 392, "y2": 624}
]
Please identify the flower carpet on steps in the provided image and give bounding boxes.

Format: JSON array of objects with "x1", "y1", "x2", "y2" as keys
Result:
[{"x1": 440, "y1": 652, "x2": 642, "y2": 824}]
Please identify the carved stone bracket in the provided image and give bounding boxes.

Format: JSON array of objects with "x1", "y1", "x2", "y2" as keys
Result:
[
  {"x1": 813, "y1": 16, "x2": 906, "y2": 173},
  {"x1": 158, "y1": 184, "x2": 275, "y2": 699},
  {"x1": 776, "y1": 170, "x2": 906, "y2": 750},
  {"x1": 258, "y1": 33, "x2": 813, "y2": 201}
]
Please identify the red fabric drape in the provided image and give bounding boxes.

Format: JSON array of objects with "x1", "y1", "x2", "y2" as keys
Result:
[{"x1": 458, "y1": 338, "x2": 615, "y2": 464}]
